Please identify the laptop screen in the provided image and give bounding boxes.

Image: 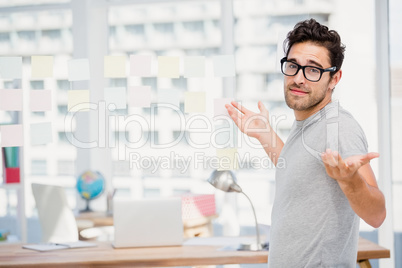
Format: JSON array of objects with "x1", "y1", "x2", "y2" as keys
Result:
[{"x1": 113, "y1": 198, "x2": 183, "y2": 248}]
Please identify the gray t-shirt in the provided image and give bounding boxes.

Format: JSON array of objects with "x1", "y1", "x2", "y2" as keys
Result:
[{"x1": 268, "y1": 101, "x2": 368, "y2": 268}]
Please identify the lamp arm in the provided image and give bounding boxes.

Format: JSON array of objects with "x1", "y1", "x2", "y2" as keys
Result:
[{"x1": 241, "y1": 191, "x2": 262, "y2": 249}]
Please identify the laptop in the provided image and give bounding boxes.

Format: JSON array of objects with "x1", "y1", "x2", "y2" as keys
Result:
[{"x1": 113, "y1": 198, "x2": 183, "y2": 248}]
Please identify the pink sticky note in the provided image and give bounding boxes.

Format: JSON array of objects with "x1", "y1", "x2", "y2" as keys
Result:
[
  {"x1": 30, "y1": 90, "x2": 52, "y2": 111},
  {"x1": 130, "y1": 55, "x2": 152, "y2": 77},
  {"x1": 0, "y1": 124, "x2": 24, "y2": 147},
  {"x1": 128, "y1": 86, "x2": 152, "y2": 107},
  {"x1": 214, "y1": 98, "x2": 233, "y2": 117},
  {"x1": 0, "y1": 89, "x2": 23, "y2": 111}
]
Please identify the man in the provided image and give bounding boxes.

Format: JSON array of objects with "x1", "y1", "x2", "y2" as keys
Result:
[{"x1": 225, "y1": 18, "x2": 386, "y2": 267}]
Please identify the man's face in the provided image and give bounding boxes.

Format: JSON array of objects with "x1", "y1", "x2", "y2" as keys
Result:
[{"x1": 284, "y1": 41, "x2": 338, "y2": 116}]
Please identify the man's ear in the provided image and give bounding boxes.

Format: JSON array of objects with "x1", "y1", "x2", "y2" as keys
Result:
[{"x1": 329, "y1": 69, "x2": 342, "y2": 90}]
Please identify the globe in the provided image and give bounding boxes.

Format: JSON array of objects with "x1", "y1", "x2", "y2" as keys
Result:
[{"x1": 76, "y1": 170, "x2": 105, "y2": 212}]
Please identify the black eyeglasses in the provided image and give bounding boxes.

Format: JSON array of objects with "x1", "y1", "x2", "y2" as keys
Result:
[{"x1": 280, "y1": 57, "x2": 337, "y2": 82}]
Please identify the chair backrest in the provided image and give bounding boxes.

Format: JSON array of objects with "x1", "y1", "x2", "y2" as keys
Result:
[{"x1": 31, "y1": 183, "x2": 78, "y2": 243}]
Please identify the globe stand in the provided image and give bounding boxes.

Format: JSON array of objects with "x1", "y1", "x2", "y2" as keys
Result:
[{"x1": 80, "y1": 199, "x2": 93, "y2": 213}]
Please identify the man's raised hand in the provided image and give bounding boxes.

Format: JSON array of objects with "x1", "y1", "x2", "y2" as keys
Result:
[{"x1": 225, "y1": 101, "x2": 271, "y2": 140}]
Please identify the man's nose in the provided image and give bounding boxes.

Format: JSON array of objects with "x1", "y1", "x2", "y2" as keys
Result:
[{"x1": 293, "y1": 69, "x2": 306, "y2": 84}]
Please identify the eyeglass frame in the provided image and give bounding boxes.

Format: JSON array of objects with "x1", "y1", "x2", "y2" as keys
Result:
[{"x1": 280, "y1": 57, "x2": 337, "y2": 82}]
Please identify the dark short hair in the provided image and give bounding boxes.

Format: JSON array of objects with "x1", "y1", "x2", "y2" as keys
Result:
[{"x1": 284, "y1": 18, "x2": 345, "y2": 76}]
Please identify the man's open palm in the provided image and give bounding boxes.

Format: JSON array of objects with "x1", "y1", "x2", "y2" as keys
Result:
[{"x1": 225, "y1": 101, "x2": 271, "y2": 140}]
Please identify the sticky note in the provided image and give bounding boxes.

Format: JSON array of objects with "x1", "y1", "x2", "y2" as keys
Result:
[
  {"x1": 184, "y1": 92, "x2": 206, "y2": 113},
  {"x1": 30, "y1": 90, "x2": 52, "y2": 111},
  {"x1": 157, "y1": 88, "x2": 180, "y2": 107},
  {"x1": 214, "y1": 98, "x2": 233, "y2": 117},
  {"x1": 68, "y1": 90, "x2": 90, "y2": 112},
  {"x1": 104, "y1": 87, "x2": 126, "y2": 110},
  {"x1": 213, "y1": 123, "x2": 233, "y2": 147},
  {"x1": 213, "y1": 55, "x2": 235, "y2": 77},
  {"x1": 104, "y1": 56, "x2": 126, "y2": 78},
  {"x1": 68, "y1": 58, "x2": 90, "y2": 81},
  {"x1": 157, "y1": 56, "x2": 180, "y2": 78},
  {"x1": 31, "y1": 56, "x2": 54, "y2": 78},
  {"x1": 128, "y1": 86, "x2": 151, "y2": 107},
  {"x1": 0, "y1": 57, "x2": 22, "y2": 79},
  {"x1": 216, "y1": 148, "x2": 238, "y2": 170},
  {"x1": 0, "y1": 89, "x2": 23, "y2": 111},
  {"x1": 184, "y1": 56, "x2": 205, "y2": 78},
  {"x1": 130, "y1": 55, "x2": 152, "y2": 77},
  {"x1": 0, "y1": 124, "x2": 24, "y2": 147},
  {"x1": 30, "y1": 122, "x2": 52, "y2": 146}
]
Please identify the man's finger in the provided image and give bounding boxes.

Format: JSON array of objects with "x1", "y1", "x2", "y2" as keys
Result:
[
  {"x1": 356, "y1": 152, "x2": 380, "y2": 167},
  {"x1": 327, "y1": 150, "x2": 339, "y2": 167},
  {"x1": 226, "y1": 105, "x2": 243, "y2": 129},
  {"x1": 231, "y1": 101, "x2": 252, "y2": 115},
  {"x1": 257, "y1": 101, "x2": 269, "y2": 117},
  {"x1": 322, "y1": 149, "x2": 338, "y2": 167},
  {"x1": 333, "y1": 151, "x2": 347, "y2": 168},
  {"x1": 367, "y1": 152, "x2": 380, "y2": 161}
]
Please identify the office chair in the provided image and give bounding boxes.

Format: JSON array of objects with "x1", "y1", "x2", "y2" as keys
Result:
[{"x1": 32, "y1": 183, "x2": 80, "y2": 243}]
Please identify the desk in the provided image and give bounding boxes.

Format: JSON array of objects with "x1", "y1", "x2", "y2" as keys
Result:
[
  {"x1": 76, "y1": 212, "x2": 218, "y2": 238},
  {"x1": 0, "y1": 237, "x2": 389, "y2": 267}
]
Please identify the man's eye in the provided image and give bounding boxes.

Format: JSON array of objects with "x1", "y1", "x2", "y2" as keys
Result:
[
  {"x1": 288, "y1": 63, "x2": 298, "y2": 69},
  {"x1": 309, "y1": 68, "x2": 320, "y2": 74}
]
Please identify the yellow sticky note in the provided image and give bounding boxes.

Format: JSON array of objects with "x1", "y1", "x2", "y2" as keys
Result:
[
  {"x1": 216, "y1": 148, "x2": 238, "y2": 171},
  {"x1": 68, "y1": 90, "x2": 90, "y2": 112},
  {"x1": 184, "y1": 92, "x2": 206, "y2": 113},
  {"x1": 104, "y1": 56, "x2": 126, "y2": 78},
  {"x1": 157, "y1": 56, "x2": 180, "y2": 78},
  {"x1": 31, "y1": 56, "x2": 54, "y2": 78}
]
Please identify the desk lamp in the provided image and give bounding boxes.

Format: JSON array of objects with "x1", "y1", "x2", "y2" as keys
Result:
[{"x1": 208, "y1": 170, "x2": 266, "y2": 251}]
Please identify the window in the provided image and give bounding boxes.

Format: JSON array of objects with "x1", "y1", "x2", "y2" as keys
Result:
[
  {"x1": 390, "y1": 0, "x2": 402, "y2": 236},
  {"x1": 0, "y1": 32, "x2": 10, "y2": 42},
  {"x1": 57, "y1": 80, "x2": 70, "y2": 91},
  {"x1": 125, "y1": 24, "x2": 145, "y2": 35},
  {"x1": 57, "y1": 160, "x2": 74, "y2": 175},
  {"x1": 30, "y1": 81, "x2": 44, "y2": 90},
  {"x1": 31, "y1": 160, "x2": 47, "y2": 175}
]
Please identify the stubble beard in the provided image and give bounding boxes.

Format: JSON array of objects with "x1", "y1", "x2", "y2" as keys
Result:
[{"x1": 284, "y1": 84, "x2": 328, "y2": 112}]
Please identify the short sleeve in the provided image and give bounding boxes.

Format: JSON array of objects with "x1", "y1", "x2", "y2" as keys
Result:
[{"x1": 338, "y1": 114, "x2": 368, "y2": 159}]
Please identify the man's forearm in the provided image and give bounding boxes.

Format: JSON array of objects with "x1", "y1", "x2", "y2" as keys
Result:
[
  {"x1": 338, "y1": 173, "x2": 386, "y2": 228},
  {"x1": 258, "y1": 130, "x2": 284, "y2": 166}
]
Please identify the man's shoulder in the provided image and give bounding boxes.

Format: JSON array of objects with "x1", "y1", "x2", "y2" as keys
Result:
[{"x1": 323, "y1": 101, "x2": 361, "y2": 125}]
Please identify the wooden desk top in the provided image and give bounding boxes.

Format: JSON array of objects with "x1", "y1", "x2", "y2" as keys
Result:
[{"x1": 0, "y1": 237, "x2": 389, "y2": 267}]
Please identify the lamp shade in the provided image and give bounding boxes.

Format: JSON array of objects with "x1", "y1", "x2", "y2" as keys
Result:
[{"x1": 207, "y1": 170, "x2": 242, "y2": 193}]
